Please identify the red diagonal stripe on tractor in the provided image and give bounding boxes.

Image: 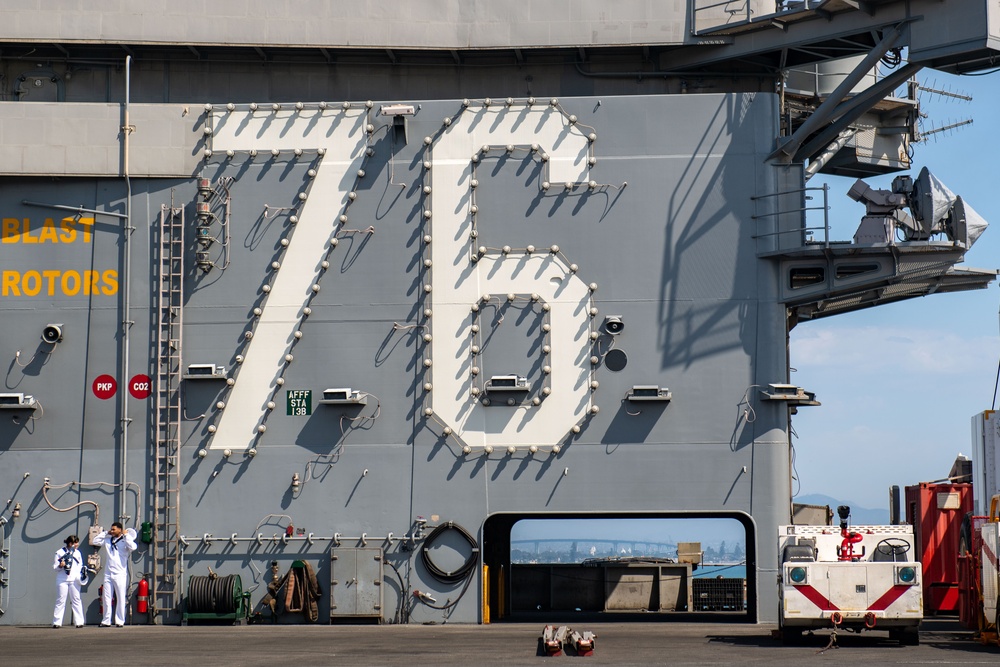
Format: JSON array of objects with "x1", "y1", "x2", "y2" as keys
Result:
[
  {"x1": 792, "y1": 585, "x2": 839, "y2": 611},
  {"x1": 984, "y1": 542, "x2": 999, "y2": 569},
  {"x1": 868, "y1": 585, "x2": 912, "y2": 612}
]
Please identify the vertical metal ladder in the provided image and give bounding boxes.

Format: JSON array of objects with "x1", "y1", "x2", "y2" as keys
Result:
[{"x1": 152, "y1": 203, "x2": 184, "y2": 621}]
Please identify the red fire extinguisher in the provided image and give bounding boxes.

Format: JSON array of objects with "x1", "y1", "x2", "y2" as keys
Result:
[{"x1": 137, "y1": 577, "x2": 149, "y2": 614}]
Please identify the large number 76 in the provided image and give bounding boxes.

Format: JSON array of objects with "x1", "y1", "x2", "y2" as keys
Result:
[{"x1": 202, "y1": 100, "x2": 597, "y2": 453}]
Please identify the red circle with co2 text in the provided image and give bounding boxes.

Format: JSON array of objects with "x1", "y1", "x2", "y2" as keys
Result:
[
  {"x1": 93, "y1": 375, "x2": 117, "y2": 400},
  {"x1": 129, "y1": 374, "x2": 152, "y2": 399}
]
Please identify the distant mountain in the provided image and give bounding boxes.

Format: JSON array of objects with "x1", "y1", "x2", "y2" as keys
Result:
[{"x1": 795, "y1": 493, "x2": 890, "y2": 525}]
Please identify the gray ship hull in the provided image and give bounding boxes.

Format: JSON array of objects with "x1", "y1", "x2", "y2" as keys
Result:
[{"x1": 0, "y1": 0, "x2": 996, "y2": 626}]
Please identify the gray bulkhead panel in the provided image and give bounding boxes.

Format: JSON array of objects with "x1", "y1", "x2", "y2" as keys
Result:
[
  {"x1": 1, "y1": 2, "x2": 688, "y2": 49},
  {"x1": 0, "y1": 103, "x2": 204, "y2": 177},
  {"x1": 908, "y1": 0, "x2": 998, "y2": 65},
  {"x1": 0, "y1": 93, "x2": 793, "y2": 624}
]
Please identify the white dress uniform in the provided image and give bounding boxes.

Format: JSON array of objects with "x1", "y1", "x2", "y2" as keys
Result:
[
  {"x1": 93, "y1": 528, "x2": 137, "y2": 626},
  {"x1": 52, "y1": 545, "x2": 85, "y2": 627}
]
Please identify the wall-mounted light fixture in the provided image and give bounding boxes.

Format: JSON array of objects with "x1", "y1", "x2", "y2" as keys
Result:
[
  {"x1": 319, "y1": 388, "x2": 368, "y2": 405},
  {"x1": 0, "y1": 393, "x2": 37, "y2": 409},
  {"x1": 184, "y1": 364, "x2": 227, "y2": 380},
  {"x1": 380, "y1": 104, "x2": 414, "y2": 146},
  {"x1": 626, "y1": 385, "x2": 672, "y2": 402},
  {"x1": 485, "y1": 375, "x2": 531, "y2": 393},
  {"x1": 760, "y1": 384, "x2": 820, "y2": 407}
]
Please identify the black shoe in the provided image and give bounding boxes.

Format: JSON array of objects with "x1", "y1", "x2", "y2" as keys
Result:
[
  {"x1": 115, "y1": 624, "x2": 124, "y2": 627},
  {"x1": 75, "y1": 625, "x2": 84, "y2": 628},
  {"x1": 53, "y1": 624, "x2": 59, "y2": 629},
  {"x1": 99, "y1": 623, "x2": 110, "y2": 627}
]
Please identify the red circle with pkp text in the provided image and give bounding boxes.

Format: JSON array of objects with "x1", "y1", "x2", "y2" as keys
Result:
[
  {"x1": 129, "y1": 374, "x2": 152, "y2": 399},
  {"x1": 93, "y1": 375, "x2": 117, "y2": 400}
]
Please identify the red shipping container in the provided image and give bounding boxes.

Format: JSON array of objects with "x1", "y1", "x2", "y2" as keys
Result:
[{"x1": 904, "y1": 482, "x2": 974, "y2": 615}]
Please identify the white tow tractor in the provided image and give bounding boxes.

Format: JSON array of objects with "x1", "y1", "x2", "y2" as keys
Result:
[
  {"x1": 978, "y1": 496, "x2": 1000, "y2": 636},
  {"x1": 778, "y1": 505, "x2": 923, "y2": 645}
]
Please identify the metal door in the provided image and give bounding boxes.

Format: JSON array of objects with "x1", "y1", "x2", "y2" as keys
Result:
[{"x1": 330, "y1": 547, "x2": 383, "y2": 620}]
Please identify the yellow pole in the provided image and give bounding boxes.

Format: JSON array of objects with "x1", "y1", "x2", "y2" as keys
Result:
[{"x1": 482, "y1": 565, "x2": 490, "y2": 624}]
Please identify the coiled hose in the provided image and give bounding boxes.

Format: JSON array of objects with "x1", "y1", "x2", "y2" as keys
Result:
[
  {"x1": 187, "y1": 574, "x2": 242, "y2": 614},
  {"x1": 420, "y1": 521, "x2": 479, "y2": 584}
]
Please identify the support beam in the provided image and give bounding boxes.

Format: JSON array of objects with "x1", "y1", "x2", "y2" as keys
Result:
[
  {"x1": 803, "y1": 129, "x2": 860, "y2": 180},
  {"x1": 794, "y1": 62, "x2": 921, "y2": 163},
  {"x1": 768, "y1": 24, "x2": 904, "y2": 163}
]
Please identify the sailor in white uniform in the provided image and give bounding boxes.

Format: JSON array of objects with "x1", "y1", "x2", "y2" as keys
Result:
[
  {"x1": 93, "y1": 522, "x2": 137, "y2": 627},
  {"x1": 52, "y1": 534, "x2": 86, "y2": 628}
]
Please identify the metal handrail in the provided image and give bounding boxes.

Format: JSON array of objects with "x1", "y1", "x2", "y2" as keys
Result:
[
  {"x1": 22, "y1": 199, "x2": 128, "y2": 219},
  {"x1": 750, "y1": 205, "x2": 826, "y2": 219},
  {"x1": 751, "y1": 224, "x2": 829, "y2": 239},
  {"x1": 751, "y1": 184, "x2": 830, "y2": 248},
  {"x1": 691, "y1": 0, "x2": 819, "y2": 35},
  {"x1": 690, "y1": 0, "x2": 754, "y2": 34}
]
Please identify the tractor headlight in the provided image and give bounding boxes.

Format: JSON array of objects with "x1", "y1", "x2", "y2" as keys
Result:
[
  {"x1": 789, "y1": 566, "x2": 808, "y2": 584},
  {"x1": 896, "y1": 566, "x2": 916, "y2": 585}
]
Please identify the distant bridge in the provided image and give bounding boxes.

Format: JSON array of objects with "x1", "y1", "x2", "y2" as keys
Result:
[{"x1": 511, "y1": 538, "x2": 679, "y2": 558}]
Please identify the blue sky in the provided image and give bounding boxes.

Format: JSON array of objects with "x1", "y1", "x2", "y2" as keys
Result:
[{"x1": 790, "y1": 68, "x2": 1000, "y2": 509}]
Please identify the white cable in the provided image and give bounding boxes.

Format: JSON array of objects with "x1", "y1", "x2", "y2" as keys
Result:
[{"x1": 253, "y1": 514, "x2": 292, "y2": 534}]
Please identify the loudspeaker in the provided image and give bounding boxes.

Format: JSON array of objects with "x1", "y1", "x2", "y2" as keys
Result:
[
  {"x1": 41, "y1": 324, "x2": 63, "y2": 344},
  {"x1": 603, "y1": 316, "x2": 625, "y2": 335}
]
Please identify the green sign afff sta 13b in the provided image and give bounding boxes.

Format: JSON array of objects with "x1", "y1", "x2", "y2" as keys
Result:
[{"x1": 286, "y1": 389, "x2": 312, "y2": 416}]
